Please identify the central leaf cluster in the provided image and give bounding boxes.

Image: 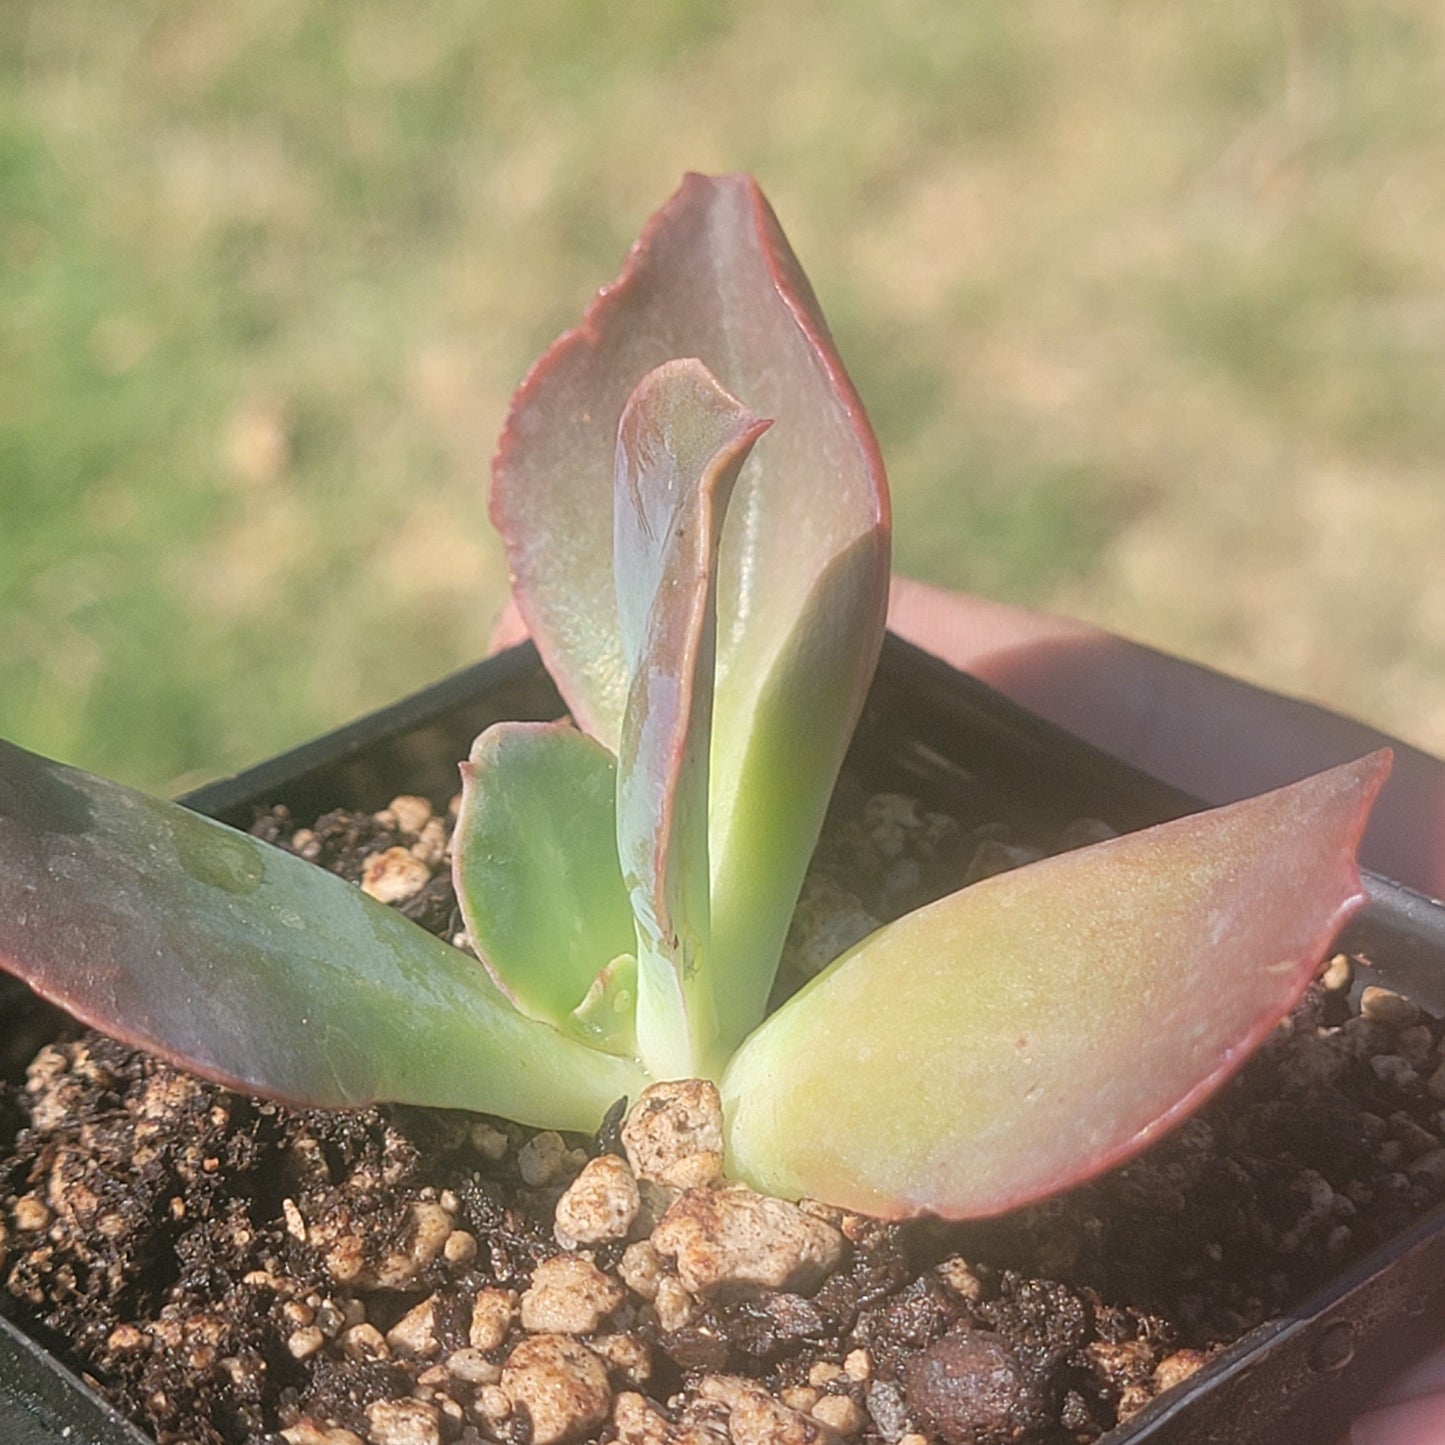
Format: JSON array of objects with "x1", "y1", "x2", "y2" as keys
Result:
[{"x1": 469, "y1": 176, "x2": 892, "y2": 1083}]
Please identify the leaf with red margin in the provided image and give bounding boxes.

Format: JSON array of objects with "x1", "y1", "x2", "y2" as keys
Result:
[
  {"x1": 492, "y1": 174, "x2": 890, "y2": 1057},
  {"x1": 612, "y1": 360, "x2": 770, "y2": 1079},
  {"x1": 0, "y1": 739, "x2": 645, "y2": 1128},
  {"x1": 721, "y1": 752, "x2": 1391, "y2": 1219}
]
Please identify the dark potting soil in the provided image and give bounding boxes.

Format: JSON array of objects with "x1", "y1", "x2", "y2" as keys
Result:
[{"x1": 3, "y1": 783, "x2": 1444, "y2": 1445}]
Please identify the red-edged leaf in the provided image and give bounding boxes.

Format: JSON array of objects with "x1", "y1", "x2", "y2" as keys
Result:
[
  {"x1": 492, "y1": 174, "x2": 890, "y2": 1055},
  {"x1": 721, "y1": 752, "x2": 1391, "y2": 1219},
  {"x1": 0, "y1": 740, "x2": 645, "y2": 1128},
  {"x1": 491, "y1": 171, "x2": 888, "y2": 750},
  {"x1": 613, "y1": 360, "x2": 770, "y2": 1078}
]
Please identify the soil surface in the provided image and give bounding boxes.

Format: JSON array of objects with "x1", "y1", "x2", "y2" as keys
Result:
[{"x1": 4, "y1": 786, "x2": 1445, "y2": 1445}]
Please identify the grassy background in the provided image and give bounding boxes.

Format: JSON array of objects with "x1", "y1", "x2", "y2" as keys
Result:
[{"x1": 4, "y1": 1, "x2": 1444, "y2": 791}]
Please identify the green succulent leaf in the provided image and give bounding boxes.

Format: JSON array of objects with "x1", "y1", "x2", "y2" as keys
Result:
[
  {"x1": 492, "y1": 173, "x2": 890, "y2": 1057},
  {"x1": 568, "y1": 951, "x2": 639, "y2": 1055},
  {"x1": 614, "y1": 359, "x2": 771, "y2": 1079},
  {"x1": 706, "y1": 531, "x2": 895, "y2": 1053},
  {"x1": 453, "y1": 721, "x2": 637, "y2": 1052},
  {"x1": 0, "y1": 739, "x2": 645, "y2": 1128},
  {"x1": 721, "y1": 751, "x2": 1391, "y2": 1219}
]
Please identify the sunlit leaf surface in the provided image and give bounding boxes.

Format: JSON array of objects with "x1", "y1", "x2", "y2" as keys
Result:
[{"x1": 722, "y1": 752, "x2": 1390, "y2": 1218}]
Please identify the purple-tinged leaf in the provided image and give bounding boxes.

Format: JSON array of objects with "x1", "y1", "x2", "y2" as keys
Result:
[
  {"x1": 722, "y1": 752, "x2": 1391, "y2": 1219},
  {"x1": 492, "y1": 172, "x2": 888, "y2": 749},
  {"x1": 613, "y1": 360, "x2": 770, "y2": 1079},
  {"x1": 0, "y1": 739, "x2": 645, "y2": 1128},
  {"x1": 453, "y1": 722, "x2": 637, "y2": 1051},
  {"x1": 492, "y1": 173, "x2": 890, "y2": 1056}
]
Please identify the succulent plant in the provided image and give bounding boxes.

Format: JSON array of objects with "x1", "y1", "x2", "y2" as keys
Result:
[{"x1": 0, "y1": 174, "x2": 1391, "y2": 1219}]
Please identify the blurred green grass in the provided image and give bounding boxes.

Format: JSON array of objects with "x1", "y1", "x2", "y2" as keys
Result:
[{"x1": 4, "y1": 1, "x2": 1444, "y2": 791}]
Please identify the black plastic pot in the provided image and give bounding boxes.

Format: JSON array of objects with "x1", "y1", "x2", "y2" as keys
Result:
[{"x1": 3, "y1": 636, "x2": 1443, "y2": 1445}]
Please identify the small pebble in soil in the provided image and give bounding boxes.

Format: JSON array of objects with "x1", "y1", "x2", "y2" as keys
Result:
[
  {"x1": 904, "y1": 1328, "x2": 1052, "y2": 1445},
  {"x1": 555, "y1": 1153, "x2": 642, "y2": 1247},
  {"x1": 365, "y1": 1396, "x2": 442, "y2": 1445},
  {"x1": 652, "y1": 1185, "x2": 847, "y2": 1296},
  {"x1": 469, "y1": 1287, "x2": 518, "y2": 1351},
  {"x1": 359, "y1": 847, "x2": 432, "y2": 905},
  {"x1": 501, "y1": 1333, "x2": 613, "y2": 1445},
  {"x1": 521, "y1": 1253, "x2": 626, "y2": 1334},
  {"x1": 622, "y1": 1079, "x2": 727, "y2": 1189},
  {"x1": 520, "y1": 1130, "x2": 571, "y2": 1186}
]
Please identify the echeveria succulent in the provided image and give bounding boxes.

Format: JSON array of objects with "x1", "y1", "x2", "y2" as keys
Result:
[{"x1": 0, "y1": 173, "x2": 1392, "y2": 1219}]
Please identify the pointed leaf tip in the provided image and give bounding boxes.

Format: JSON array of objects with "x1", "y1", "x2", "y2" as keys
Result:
[
  {"x1": 0, "y1": 738, "x2": 646, "y2": 1128},
  {"x1": 722, "y1": 751, "x2": 1391, "y2": 1219},
  {"x1": 491, "y1": 172, "x2": 888, "y2": 749}
]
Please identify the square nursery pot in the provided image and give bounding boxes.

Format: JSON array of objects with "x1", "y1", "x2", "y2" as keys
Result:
[{"x1": 3, "y1": 635, "x2": 1444, "y2": 1445}]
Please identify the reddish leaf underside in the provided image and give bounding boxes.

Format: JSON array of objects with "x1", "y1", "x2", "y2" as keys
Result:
[{"x1": 721, "y1": 751, "x2": 1391, "y2": 1219}]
